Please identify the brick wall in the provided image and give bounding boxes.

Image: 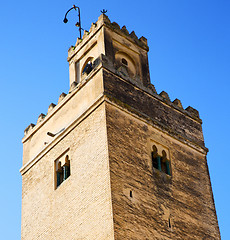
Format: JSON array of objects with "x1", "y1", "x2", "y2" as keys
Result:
[
  {"x1": 106, "y1": 102, "x2": 220, "y2": 240},
  {"x1": 21, "y1": 103, "x2": 114, "y2": 240}
]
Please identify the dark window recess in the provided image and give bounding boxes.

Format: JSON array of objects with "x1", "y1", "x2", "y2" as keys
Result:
[
  {"x1": 130, "y1": 190, "x2": 133, "y2": 198},
  {"x1": 152, "y1": 154, "x2": 159, "y2": 169},
  {"x1": 151, "y1": 146, "x2": 171, "y2": 176},
  {"x1": 82, "y1": 61, "x2": 93, "y2": 75},
  {"x1": 121, "y1": 58, "x2": 128, "y2": 66},
  {"x1": 56, "y1": 155, "x2": 71, "y2": 188},
  {"x1": 168, "y1": 218, "x2": 171, "y2": 228},
  {"x1": 56, "y1": 161, "x2": 63, "y2": 187}
]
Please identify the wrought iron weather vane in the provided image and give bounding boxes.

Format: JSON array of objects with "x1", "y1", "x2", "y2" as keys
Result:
[{"x1": 63, "y1": 5, "x2": 83, "y2": 39}]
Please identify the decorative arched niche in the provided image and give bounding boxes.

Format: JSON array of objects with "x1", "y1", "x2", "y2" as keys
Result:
[{"x1": 115, "y1": 51, "x2": 136, "y2": 78}]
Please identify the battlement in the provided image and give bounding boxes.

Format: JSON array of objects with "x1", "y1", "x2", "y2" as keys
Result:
[
  {"x1": 23, "y1": 53, "x2": 201, "y2": 138},
  {"x1": 23, "y1": 14, "x2": 203, "y2": 158},
  {"x1": 68, "y1": 14, "x2": 148, "y2": 62},
  {"x1": 21, "y1": 13, "x2": 219, "y2": 240}
]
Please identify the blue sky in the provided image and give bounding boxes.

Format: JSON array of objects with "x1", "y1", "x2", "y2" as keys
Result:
[{"x1": 0, "y1": 0, "x2": 229, "y2": 239}]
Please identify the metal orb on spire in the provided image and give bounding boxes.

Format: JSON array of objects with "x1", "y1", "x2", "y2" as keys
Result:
[{"x1": 63, "y1": 5, "x2": 83, "y2": 39}]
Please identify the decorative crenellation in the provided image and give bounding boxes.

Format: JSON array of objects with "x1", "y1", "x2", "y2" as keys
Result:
[
  {"x1": 37, "y1": 113, "x2": 46, "y2": 124},
  {"x1": 24, "y1": 123, "x2": 35, "y2": 135},
  {"x1": 47, "y1": 103, "x2": 56, "y2": 114},
  {"x1": 58, "y1": 92, "x2": 67, "y2": 104},
  {"x1": 82, "y1": 30, "x2": 89, "y2": 40},
  {"x1": 24, "y1": 12, "x2": 200, "y2": 137},
  {"x1": 185, "y1": 106, "x2": 200, "y2": 119},
  {"x1": 24, "y1": 92, "x2": 68, "y2": 136},
  {"x1": 69, "y1": 81, "x2": 78, "y2": 93},
  {"x1": 172, "y1": 99, "x2": 183, "y2": 109},
  {"x1": 89, "y1": 22, "x2": 97, "y2": 32},
  {"x1": 68, "y1": 13, "x2": 149, "y2": 58},
  {"x1": 149, "y1": 84, "x2": 157, "y2": 94},
  {"x1": 156, "y1": 89, "x2": 200, "y2": 120},
  {"x1": 159, "y1": 91, "x2": 171, "y2": 102},
  {"x1": 121, "y1": 25, "x2": 129, "y2": 35}
]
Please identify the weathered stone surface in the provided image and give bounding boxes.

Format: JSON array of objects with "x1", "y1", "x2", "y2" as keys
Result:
[
  {"x1": 130, "y1": 31, "x2": 138, "y2": 41},
  {"x1": 21, "y1": 13, "x2": 220, "y2": 240},
  {"x1": 121, "y1": 25, "x2": 129, "y2": 35},
  {"x1": 173, "y1": 98, "x2": 183, "y2": 109},
  {"x1": 186, "y1": 106, "x2": 200, "y2": 119},
  {"x1": 103, "y1": 69, "x2": 205, "y2": 148},
  {"x1": 159, "y1": 90, "x2": 171, "y2": 101},
  {"x1": 106, "y1": 103, "x2": 220, "y2": 240}
]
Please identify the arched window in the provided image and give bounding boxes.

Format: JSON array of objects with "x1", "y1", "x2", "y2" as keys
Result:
[
  {"x1": 151, "y1": 145, "x2": 161, "y2": 170},
  {"x1": 151, "y1": 145, "x2": 171, "y2": 176},
  {"x1": 161, "y1": 150, "x2": 171, "y2": 175},
  {"x1": 115, "y1": 51, "x2": 136, "y2": 77},
  {"x1": 81, "y1": 57, "x2": 94, "y2": 76},
  {"x1": 56, "y1": 154, "x2": 71, "y2": 188},
  {"x1": 56, "y1": 161, "x2": 63, "y2": 188},
  {"x1": 63, "y1": 155, "x2": 71, "y2": 180}
]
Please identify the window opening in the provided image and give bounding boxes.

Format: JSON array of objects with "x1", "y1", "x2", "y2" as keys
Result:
[
  {"x1": 82, "y1": 61, "x2": 93, "y2": 75},
  {"x1": 121, "y1": 58, "x2": 128, "y2": 66},
  {"x1": 130, "y1": 190, "x2": 133, "y2": 198},
  {"x1": 56, "y1": 155, "x2": 71, "y2": 188},
  {"x1": 63, "y1": 155, "x2": 70, "y2": 180},
  {"x1": 151, "y1": 145, "x2": 159, "y2": 169},
  {"x1": 56, "y1": 162, "x2": 63, "y2": 188},
  {"x1": 168, "y1": 217, "x2": 171, "y2": 228},
  {"x1": 151, "y1": 146, "x2": 171, "y2": 176}
]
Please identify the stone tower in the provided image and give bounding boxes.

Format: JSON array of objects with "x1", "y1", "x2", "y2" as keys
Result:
[{"x1": 21, "y1": 14, "x2": 220, "y2": 239}]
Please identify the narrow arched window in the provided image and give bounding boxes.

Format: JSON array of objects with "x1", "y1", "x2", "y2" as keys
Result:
[
  {"x1": 152, "y1": 145, "x2": 161, "y2": 170},
  {"x1": 151, "y1": 146, "x2": 171, "y2": 176},
  {"x1": 56, "y1": 161, "x2": 63, "y2": 188},
  {"x1": 63, "y1": 155, "x2": 71, "y2": 180},
  {"x1": 81, "y1": 57, "x2": 94, "y2": 76},
  {"x1": 55, "y1": 155, "x2": 71, "y2": 189},
  {"x1": 161, "y1": 150, "x2": 171, "y2": 175}
]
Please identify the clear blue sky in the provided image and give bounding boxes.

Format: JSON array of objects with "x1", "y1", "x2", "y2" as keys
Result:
[{"x1": 0, "y1": 0, "x2": 229, "y2": 239}]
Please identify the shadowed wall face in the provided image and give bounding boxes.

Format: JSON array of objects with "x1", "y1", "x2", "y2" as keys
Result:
[{"x1": 106, "y1": 103, "x2": 220, "y2": 240}]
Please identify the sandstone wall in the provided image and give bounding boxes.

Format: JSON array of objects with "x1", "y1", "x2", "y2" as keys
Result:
[
  {"x1": 103, "y1": 70, "x2": 204, "y2": 148},
  {"x1": 21, "y1": 103, "x2": 114, "y2": 240},
  {"x1": 106, "y1": 102, "x2": 220, "y2": 240}
]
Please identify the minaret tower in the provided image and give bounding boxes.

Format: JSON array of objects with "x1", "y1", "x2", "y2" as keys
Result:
[{"x1": 21, "y1": 14, "x2": 220, "y2": 239}]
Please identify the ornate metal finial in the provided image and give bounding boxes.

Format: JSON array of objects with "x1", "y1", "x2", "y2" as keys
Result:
[
  {"x1": 101, "y1": 9, "x2": 107, "y2": 14},
  {"x1": 63, "y1": 5, "x2": 83, "y2": 39}
]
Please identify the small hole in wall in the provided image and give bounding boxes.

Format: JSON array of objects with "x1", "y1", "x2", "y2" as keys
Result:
[
  {"x1": 168, "y1": 218, "x2": 171, "y2": 229},
  {"x1": 130, "y1": 190, "x2": 133, "y2": 198}
]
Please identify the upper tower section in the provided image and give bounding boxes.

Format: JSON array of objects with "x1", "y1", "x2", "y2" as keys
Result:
[
  {"x1": 68, "y1": 14, "x2": 150, "y2": 88},
  {"x1": 22, "y1": 13, "x2": 204, "y2": 168}
]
